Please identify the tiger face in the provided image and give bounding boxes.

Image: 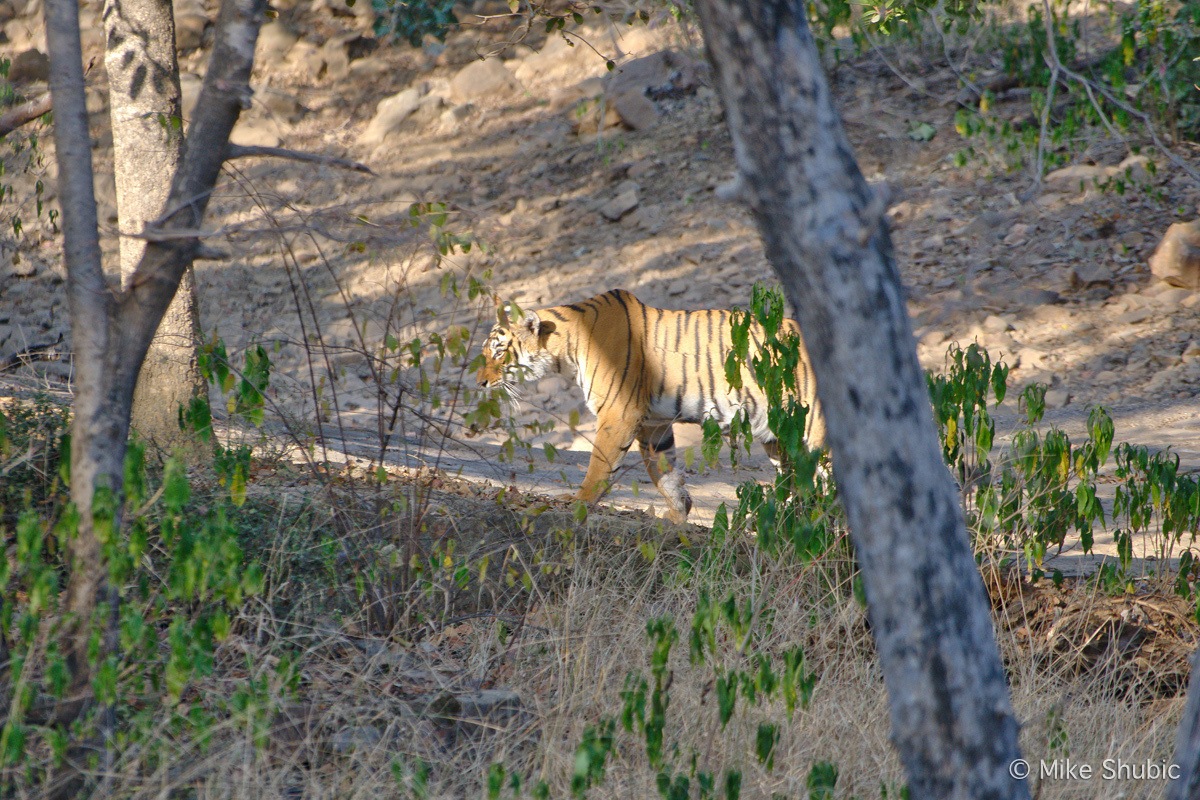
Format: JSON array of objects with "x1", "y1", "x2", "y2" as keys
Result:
[{"x1": 476, "y1": 309, "x2": 555, "y2": 395}]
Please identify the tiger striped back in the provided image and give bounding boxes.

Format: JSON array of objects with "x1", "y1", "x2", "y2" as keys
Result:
[{"x1": 478, "y1": 289, "x2": 825, "y2": 522}]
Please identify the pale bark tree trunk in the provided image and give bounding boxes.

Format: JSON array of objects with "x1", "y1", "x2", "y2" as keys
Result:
[
  {"x1": 105, "y1": 0, "x2": 206, "y2": 449},
  {"x1": 694, "y1": 2, "x2": 1029, "y2": 797},
  {"x1": 44, "y1": 0, "x2": 264, "y2": 724}
]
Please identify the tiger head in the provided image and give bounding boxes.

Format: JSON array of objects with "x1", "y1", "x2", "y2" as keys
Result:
[{"x1": 477, "y1": 302, "x2": 556, "y2": 395}]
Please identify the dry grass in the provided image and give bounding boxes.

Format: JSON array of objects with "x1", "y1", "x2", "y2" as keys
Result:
[{"x1": 9, "y1": 474, "x2": 1177, "y2": 800}]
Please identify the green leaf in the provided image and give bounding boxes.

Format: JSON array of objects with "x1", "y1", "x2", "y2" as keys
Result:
[{"x1": 907, "y1": 120, "x2": 937, "y2": 141}]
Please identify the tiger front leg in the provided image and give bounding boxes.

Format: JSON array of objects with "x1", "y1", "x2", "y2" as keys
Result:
[
  {"x1": 577, "y1": 418, "x2": 639, "y2": 507},
  {"x1": 638, "y1": 423, "x2": 692, "y2": 524}
]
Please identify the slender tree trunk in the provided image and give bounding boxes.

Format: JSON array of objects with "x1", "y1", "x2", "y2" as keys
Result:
[
  {"x1": 44, "y1": 0, "x2": 264, "y2": 727},
  {"x1": 694, "y1": 2, "x2": 1029, "y2": 798},
  {"x1": 105, "y1": 0, "x2": 206, "y2": 449}
]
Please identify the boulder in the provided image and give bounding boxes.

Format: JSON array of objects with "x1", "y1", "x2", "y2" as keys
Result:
[
  {"x1": 257, "y1": 20, "x2": 299, "y2": 63},
  {"x1": 610, "y1": 88, "x2": 658, "y2": 131},
  {"x1": 360, "y1": 86, "x2": 425, "y2": 146},
  {"x1": 8, "y1": 48, "x2": 48, "y2": 84},
  {"x1": 449, "y1": 58, "x2": 520, "y2": 104},
  {"x1": 174, "y1": 12, "x2": 208, "y2": 52},
  {"x1": 1149, "y1": 220, "x2": 1200, "y2": 290}
]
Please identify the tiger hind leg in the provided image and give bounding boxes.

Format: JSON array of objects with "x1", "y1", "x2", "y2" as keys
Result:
[{"x1": 638, "y1": 423, "x2": 692, "y2": 524}]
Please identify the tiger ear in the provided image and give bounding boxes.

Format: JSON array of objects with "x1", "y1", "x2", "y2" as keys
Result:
[{"x1": 522, "y1": 311, "x2": 541, "y2": 337}]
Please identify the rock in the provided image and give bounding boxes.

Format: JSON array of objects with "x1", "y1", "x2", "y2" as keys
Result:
[
  {"x1": 610, "y1": 88, "x2": 658, "y2": 131},
  {"x1": 1115, "y1": 307, "x2": 1153, "y2": 325},
  {"x1": 258, "y1": 87, "x2": 306, "y2": 122},
  {"x1": 1116, "y1": 153, "x2": 1153, "y2": 184},
  {"x1": 599, "y1": 187, "x2": 639, "y2": 221},
  {"x1": 8, "y1": 48, "x2": 48, "y2": 84},
  {"x1": 449, "y1": 58, "x2": 521, "y2": 104},
  {"x1": 1153, "y1": 287, "x2": 1194, "y2": 306},
  {"x1": 320, "y1": 32, "x2": 364, "y2": 81},
  {"x1": 1044, "y1": 388, "x2": 1070, "y2": 409},
  {"x1": 513, "y1": 33, "x2": 604, "y2": 86},
  {"x1": 1149, "y1": 220, "x2": 1200, "y2": 290},
  {"x1": 571, "y1": 96, "x2": 622, "y2": 134},
  {"x1": 230, "y1": 119, "x2": 282, "y2": 148},
  {"x1": 548, "y1": 77, "x2": 604, "y2": 113},
  {"x1": 981, "y1": 314, "x2": 1012, "y2": 334},
  {"x1": 175, "y1": 12, "x2": 208, "y2": 51},
  {"x1": 628, "y1": 159, "x2": 657, "y2": 180},
  {"x1": 9, "y1": 259, "x2": 36, "y2": 278},
  {"x1": 1003, "y1": 223, "x2": 1032, "y2": 246},
  {"x1": 607, "y1": 50, "x2": 700, "y2": 99},
  {"x1": 1183, "y1": 341, "x2": 1200, "y2": 363},
  {"x1": 440, "y1": 103, "x2": 473, "y2": 131},
  {"x1": 1044, "y1": 163, "x2": 1112, "y2": 189},
  {"x1": 257, "y1": 20, "x2": 299, "y2": 63},
  {"x1": 1070, "y1": 263, "x2": 1114, "y2": 288},
  {"x1": 360, "y1": 86, "x2": 425, "y2": 146},
  {"x1": 1015, "y1": 288, "x2": 1061, "y2": 306}
]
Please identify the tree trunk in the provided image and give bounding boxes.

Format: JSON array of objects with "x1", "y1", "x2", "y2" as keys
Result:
[
  {"x1": 105, "y1": 0, "x2": 205, "y2": 450},
  {"x1": 694, "y1": 2, "x2": 1029, "y2": 798},
  {"x1": 44, "y1": 0, "x2": 264, "y2": 725},
  {"x1": 1169, "y1": 647, "x2": 1200, "y2": 799}
]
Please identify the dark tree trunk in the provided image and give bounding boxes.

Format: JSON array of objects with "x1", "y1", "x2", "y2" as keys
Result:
[{"x1": 694, "y1": 2, "x2": 1030, "y2": 798}]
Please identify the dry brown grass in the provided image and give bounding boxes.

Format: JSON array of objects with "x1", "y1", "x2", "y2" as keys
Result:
[{"x1": 2, "y1": 470, "x2": 1192, "y2": 799}]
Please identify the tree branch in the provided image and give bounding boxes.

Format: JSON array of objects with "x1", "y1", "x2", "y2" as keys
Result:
[
  {"x1": 0, "y1": 92, "x2": 53, "y2": 137},
  {"x1": 227, "y1": 143, "x2": 374, "y2": 174}
]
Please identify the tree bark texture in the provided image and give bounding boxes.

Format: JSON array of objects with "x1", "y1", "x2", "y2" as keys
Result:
[
  {"x1": 104, "y1": 0, "x2": 205, "y2": 449},
  {"x1": 44, "y1": 0, "x2": 264, "y2": 720},
  {"x1": 694, "y1": 3, "x2": 1030, "y2": 798}
]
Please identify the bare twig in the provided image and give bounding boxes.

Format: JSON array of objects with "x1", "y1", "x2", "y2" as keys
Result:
[
  {"x1": 227, "y1": 144, "x2": 374, "y2": 175},
  {"x1": 1034, "y1": 0, "x2": 1200, "y2": 188}
]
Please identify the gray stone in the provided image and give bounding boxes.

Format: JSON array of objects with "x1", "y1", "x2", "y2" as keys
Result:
[
  {"x1": 981, "y1": 314, "x2": 1012, "y2": 334},
  {"x1": 1044, "y1": 388, "x2": 1070, "y2": 409},
  {"x1": 1044, "y1": 163, "x2": 1112, "y2": 189},
  {"x1": 1154, "y1": 287, "x2": 1194, "y2": 306},
  {"x1": 548, "y1": 77, "x2": 604, "y2": 112},
  {"x1": 174, "y1": 12, "x2": 208, "y2": 52},
  {"x1": 1149, "y1": 220, "x2": 1200, "y2": 290},
  {"x1": 360, "y1": 86, "x2": 425, "y2": 146},
  {"x1": 1070, "y1": 263, "x2": 1114, "y2": 288},
  {"x1": 599, "y1": 187, "x2": 639, "y2": 222},
  {"x1": 450, "y1": 58, "x2": 520, "y2": 104},
  {"x1": 1115, "y1": 308, "x2": 1153, "y2": 325},
  {"x1": 611, "y1": 89, "x2": 658, "y2": 131},
  {"x1": 257, "y1": 20, "x2": 299, "y2": 63}
]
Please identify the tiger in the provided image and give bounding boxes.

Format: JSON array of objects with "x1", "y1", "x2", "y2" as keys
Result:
[{"x1": 476, "y1": 288, "x2": 825, "y2": 523}]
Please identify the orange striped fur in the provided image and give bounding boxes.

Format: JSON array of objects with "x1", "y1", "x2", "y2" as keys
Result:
[{"x1": 477, "y1": 289, "x2": 825, "y2": 522}]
